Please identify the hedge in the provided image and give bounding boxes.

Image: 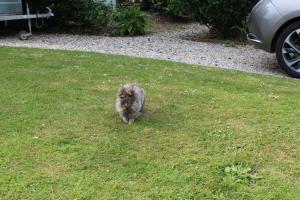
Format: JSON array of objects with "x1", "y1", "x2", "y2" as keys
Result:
[{"x1": 152, "y1": 0, "x2": 259, "y2": 37}]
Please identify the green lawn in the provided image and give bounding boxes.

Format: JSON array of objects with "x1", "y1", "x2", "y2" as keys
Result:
[{"x1": 0, "y1": 47, "x2": 299, "y2": 199}]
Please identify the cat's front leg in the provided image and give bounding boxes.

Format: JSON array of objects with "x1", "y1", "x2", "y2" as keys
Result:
[
  {"x1": 137, "y1": 112, "x2": 143, "y2": 118},
  {"x1": 128, "y1": 118, "x2": 135, "y2": 125},
  {"x1": 122, "y1": 116, "x2": 129, "y2": 124}
]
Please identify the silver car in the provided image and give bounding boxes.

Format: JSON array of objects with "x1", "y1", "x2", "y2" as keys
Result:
[{"x1": 247, "y1": 0, "x2": 300, "y2": 77}]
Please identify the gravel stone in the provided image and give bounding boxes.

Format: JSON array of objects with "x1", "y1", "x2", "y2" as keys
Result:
[{"x1": 0, "y1": 23, "x2": 284, "y2": 76}]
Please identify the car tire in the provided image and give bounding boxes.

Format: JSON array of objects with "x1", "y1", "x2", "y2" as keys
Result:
[{"x1": 276, "y1": 22, "x2": 300, "y2": 78}]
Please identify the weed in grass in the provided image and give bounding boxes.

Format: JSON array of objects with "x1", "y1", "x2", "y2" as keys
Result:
[{"x1": 223, "y1": 163, "x2": 262, "y2": 185}]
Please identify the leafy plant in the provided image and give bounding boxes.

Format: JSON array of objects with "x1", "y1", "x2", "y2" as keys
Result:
[
  {"x1": 231, "y1": 21, "x2": 249, "y2": 39},
  {"x1": 224, "y1": 40, "x2": 237, "y2": 48},
  {"x1": 88, "y1": 2, "x2": 113, "y2": 29},
  {"x1": 223, "y1": 164, "x2": 262, "y2": 185},
  {"x1": 152, "y1": 0, "x2": 193, "y2": 19},
  {"x1": 111, "y1": 6, "x2": 149, "y2": 36}
]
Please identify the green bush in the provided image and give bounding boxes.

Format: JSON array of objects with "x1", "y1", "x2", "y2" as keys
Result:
[
  {"x1": 192, "y1": 0, "x2": 258, "y2": 38},
  {"x1": 87, "y1": 2, "x2": 113, "y2": 29},
  {"x1": 151, "y1": 0, "x2": 258, "y2": 38},
  {"x1": 118, "y1": 0, "x2": 192, "y2": 19},
  {"x1": 152, "y1": 0, "x2": 193, "y2": 19},
  {"x1": 27, "y1": 0, "x2": 112, "y2": 31},
  {"x1": 111, "y1": 6, "x2": 149, "y2": 36}
]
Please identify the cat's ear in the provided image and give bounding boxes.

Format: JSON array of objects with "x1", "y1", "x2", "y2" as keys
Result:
[
  {"x1": 119, "y1": 84, "x2": 125, "y2": 91},
  {"x1": 118, "y1": 88, "x2": 126, "y2": 97},
  {"x1": 119, "y1": 87, "x2": 126, "y2": 93}
]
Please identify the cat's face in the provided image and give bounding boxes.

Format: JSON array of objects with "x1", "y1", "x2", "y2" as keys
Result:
[{"x1": 119, "y1": 88, "x2": 135, "y2": 107}]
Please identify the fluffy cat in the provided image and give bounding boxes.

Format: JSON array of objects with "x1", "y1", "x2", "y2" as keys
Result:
[{"x1": 116, "y1": 83, "x2": 145, "y2": 124}]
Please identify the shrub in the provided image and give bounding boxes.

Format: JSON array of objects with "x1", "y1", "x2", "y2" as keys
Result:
[
  {"x1": 111, "y1": 6, "x2": 149, "y2": 36},
  {"x1": 192, "y1": 0, "x2": 258, "y2": 38},
  {"x1": 118, "y1": 0, "x2": 191, "y2": 19},
  {"x1": 152, "y1": 0, "x2": 193, "y2": 19},
  {"x1": 150, "y1": 0, "x2": 258, "y2": 38},
  {"x1": 26, "y1": 0, "x2": 112, "y2": 31},
  {"x1": 87, "y1": 2, "x2": 113, "y2": 29}
]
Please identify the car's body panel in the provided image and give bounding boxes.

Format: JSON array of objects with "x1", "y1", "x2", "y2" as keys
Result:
[
  {"x1": 272, "y1": 0, "x2": 300, "y2": 21},
  {"x1": 247, "y1": 0, "x2": 300, "y2": 52},
  {"x1": 248, "y1": 0, "x2": 282, "y2": 51}
]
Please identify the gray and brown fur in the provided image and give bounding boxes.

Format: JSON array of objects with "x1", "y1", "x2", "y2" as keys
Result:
[{"x1": 116, "y1": 83, "x2": 145, "y2": 124}]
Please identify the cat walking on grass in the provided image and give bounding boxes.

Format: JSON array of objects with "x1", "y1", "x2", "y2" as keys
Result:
[{"x1": 116, "y1": 83, "x2": 145, "y2": 124}]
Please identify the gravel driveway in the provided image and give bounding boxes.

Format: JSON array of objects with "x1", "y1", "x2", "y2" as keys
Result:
[{"x1": 0, "y1": 23, "x2": 284, "y2": 76}]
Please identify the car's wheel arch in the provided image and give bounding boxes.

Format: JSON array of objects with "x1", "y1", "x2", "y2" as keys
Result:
[{"x1": 271, "y1": 17, "x2": 300, "y2": 53}]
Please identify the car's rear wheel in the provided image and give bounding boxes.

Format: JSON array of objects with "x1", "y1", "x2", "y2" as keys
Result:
[{"x1": 276, "y1": 22, "x2": 300, "y2": 78}]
